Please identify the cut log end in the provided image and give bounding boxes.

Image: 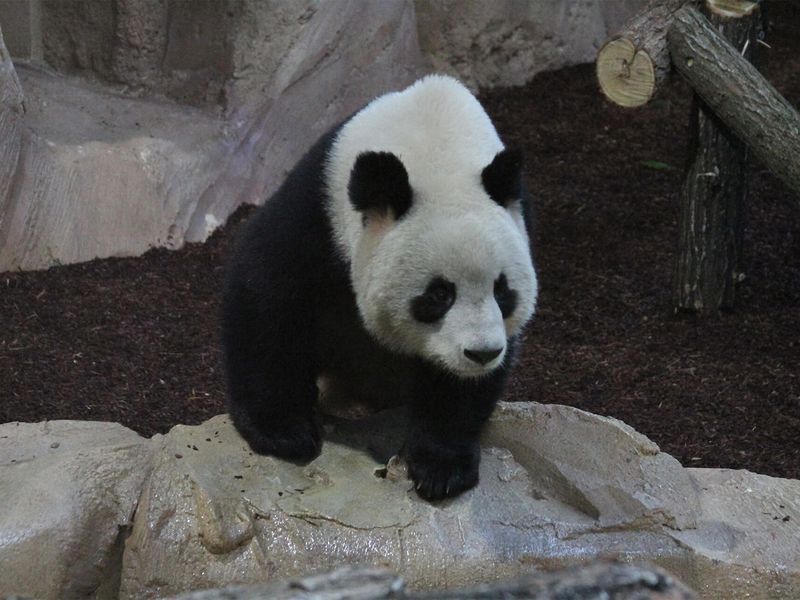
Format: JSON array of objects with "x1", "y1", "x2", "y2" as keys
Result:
[
  {"x1": 707, "y1": 0, "x2": 759, "y2": 19},
  {"x1": 596, "y1": 38, "x2": 656, "y2": 108}
]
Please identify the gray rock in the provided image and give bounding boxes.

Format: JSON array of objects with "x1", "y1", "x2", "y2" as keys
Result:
[
  {"x1": 0, "y1": 0, "x2": 42, "y2": 63},
  {"x1": 0, "y1": 23, "x2": 24, "y2": 113},
  {"x1": 1, "y1": 0, "x2": 655, "y2": 272},
  {"x1": 415, "y1": 0, "x2": 645, "y2": 90},
  {"x1": 179, "y1": 0, "x2": 424, "y2": 246},
  {"x1": 118, "y1": 403, "x2": 703, "y2": 598},
  {"x1": 32, "y1": 0, "x2": 646, "y2": 101},
  {"x1": 0, "y1": 0, "x2": 423, "y2": 272},
  {"x1": 38, "y1": 0, "x2": 315, "y2": 109},
  {"x1": 0, "y1": 420, "x2": 152, "y2": 600},
  {"x1": 672, "y1": 468, "x2": 800, "y2": 599},
  {"x1": 484, "y1": 402, "x2": 700, "y2": 530},
  {"x1": 0, "y1": 63, "x2": 231, "y2": 270},
  {"x1": 1, "y1": 403, "x2": 798, "y2": 599}
]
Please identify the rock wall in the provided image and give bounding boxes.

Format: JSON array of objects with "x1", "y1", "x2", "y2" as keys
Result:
[
  {"x1": 0, "y1": 23, "x2": 24, "y2": 113},
  {"x1": 416, "y1": 0, "x2": 644, "y2": 89},
  {"x1": 1, "y1": 402, "x2": 798, "y2": 599},
  {"x1": 0, "y1": 1, "x2": 423, "y2": 271},
  {"x1": 16, "y1": 1, "x2": 645, "y2": 104},
  {"x1": 37, "y1": 0, "x2": 319, "y2": 110},
  {"x1": 0, "y1": 0, "x2": 646, "y2": 272}
]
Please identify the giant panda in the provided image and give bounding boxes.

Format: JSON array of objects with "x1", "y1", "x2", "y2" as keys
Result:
[{"x1": 221, "y1": 75, "x2": 538, "y2": 500}]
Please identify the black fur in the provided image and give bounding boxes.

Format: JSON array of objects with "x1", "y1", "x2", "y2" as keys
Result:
[
  {"x1": 493, "y1": 273, "x2": 518, "y2": 319},
  {"x1": 348, "y1": 151, "x2": 413, "y2": 220},
  {"x1": 481, "y1": 147, "x2": 524, "y2": 207},
  {"x1": 410, "y1": 277, "x2": 456, "y2": 324},
  {"x1": 221, "y1": 126, "x2": 346, "y2": 462},
  {"x1": 404, "y1": 349, "x2": 514, "y2": 500},
  {"x1": 222, "y1": 126, "x2": 521, "y2": 500}
]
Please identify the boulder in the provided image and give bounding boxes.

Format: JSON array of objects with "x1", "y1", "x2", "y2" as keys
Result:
[
  {"x1": 415, "y1": 0, "x2": 645, "y2": 90},
  {"x1": 1, "y1": 402, "x2": 798, "y2": 599},
  {"x1": 671, "y1": 468, "x2": 800, "y2": 599},
  {"x1": 0, "y1": 0, "x2": 424, "y2": 272},
  {"x1": 119, "y1": 402, "x2": 705, "y2": 598},
  {"x1": 0, "y1": 67, "x2": 231, "y2": 270},
  {"x1": 0, "y1": 420, "x2": 152, "y2": 600},
  {"x1": 0, "y1": 23, "x2": 23, "y2": 113}
]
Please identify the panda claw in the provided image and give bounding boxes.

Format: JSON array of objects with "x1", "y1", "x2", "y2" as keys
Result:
[{"x1": 406, "y1": 444, "x2": 480, "y2": 501}]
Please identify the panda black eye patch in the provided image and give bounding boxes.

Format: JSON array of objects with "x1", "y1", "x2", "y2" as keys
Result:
[
  {"x1": 494, "y1": 273, "x2": 518, "y2": 319},
  {"x1": 411, "y1": 277, "x2": 456, "y2": 323}
]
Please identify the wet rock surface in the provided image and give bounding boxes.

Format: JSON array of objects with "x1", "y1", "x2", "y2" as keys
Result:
[
  {"x1": 1, "y1": 403, "x2": 798, "y2": 599},
  {"x1": 119, "y1": 403, "x2": 799, "y2": 599}
]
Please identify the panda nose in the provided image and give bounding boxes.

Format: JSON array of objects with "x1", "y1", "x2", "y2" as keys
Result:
[{"x1": 464, "y1": 347, "x2": 503, "y2": 365}]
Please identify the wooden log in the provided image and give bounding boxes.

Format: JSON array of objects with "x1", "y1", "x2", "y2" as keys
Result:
[
  {"x1": 672, "y1": 0, "x2": 761, "y2": 314},
  {"x1": 168, "y1": 562, "x2": 696, "y2": 599},
  {"x1": 668, "y1": 4, "x2": 800, "y2": 198},
  {"x1": 596, "y1": 0, "x2": 694, "y2": 108}
]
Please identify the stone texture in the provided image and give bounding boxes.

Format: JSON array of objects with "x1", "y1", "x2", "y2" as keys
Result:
[
  {"x1": 1, "y1": 403, "x2": 798, "y2": 599},
  {"x1": 164, "y1": 566, "x2": 403, "y2": 600},
  {"x1": 0, "y1": 420, "x2": 152, "y2": 600},
  {"x1": 180, "y1": 0, "x2": 424, "y2": 246},
  {"x1": 0, "y1": 0, "x2": 423, "y2": 272},
  {"x1": 119, "y1": 403, "x2": 702, "y2": 598},
  {"x1": 0, "y1": 0, "x2": 657, "y2": 273},
  {"x1": 0, "y1": 24, "x2": 24, "y2": 113},
  {"x1": 484, "y1": 403, "x2": 700, "y2": 530},
  {"x1": 670, "y1": 468, "x2": 800, "y2": 599},
  {"x1": 0, "y1": 66, "x2": 231, "y2": 270},
  {"x1": 0, "y1": 0, "x2": 42, "y2": 62},
  {"x1": 415, "y1": 0, "x2": 645, "y2": 90},
  {"x1": 40, "y1": 0, "x2": 116, "y2": 83},
  {"x1": 37, "y1": 0, "x2": 314, "y2": 109}
]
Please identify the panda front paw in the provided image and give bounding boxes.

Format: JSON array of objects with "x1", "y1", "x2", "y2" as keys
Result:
[
  {"x1": 405, "y1": 439, "x2": 480, "y2": 501},
  {"x1": 238, "y1": 416, "x2": 322, "y2": 463}
]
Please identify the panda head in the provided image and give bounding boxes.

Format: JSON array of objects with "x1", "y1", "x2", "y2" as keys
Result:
[{"x1": 345, "y1": 147, "x2": 538, "y2": 378}]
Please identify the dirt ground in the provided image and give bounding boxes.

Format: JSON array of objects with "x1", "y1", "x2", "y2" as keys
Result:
[{"x1": 2, "y1": 11, "x2": 799, "y2": 479}]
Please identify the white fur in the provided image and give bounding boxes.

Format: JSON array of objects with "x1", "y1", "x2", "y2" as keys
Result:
[{"x1": 325, "y1": 75, "x2": 538, "y2": 377}]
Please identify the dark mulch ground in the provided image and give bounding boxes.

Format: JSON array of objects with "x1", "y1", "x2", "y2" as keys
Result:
[{"x1": 2, "y1": 13, "x2": 799, "y2": 479}]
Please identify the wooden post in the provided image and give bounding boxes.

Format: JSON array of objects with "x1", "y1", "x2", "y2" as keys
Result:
[
  {"x1": 668, "y1": 4, "x2": 800, "y2": 198},
  {"x1": 672, "y1": 0, "x2": 762, "y2": 314}
]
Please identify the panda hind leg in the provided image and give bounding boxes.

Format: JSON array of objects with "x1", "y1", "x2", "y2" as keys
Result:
[{"x1": 228, "y1": 381, "x2": 321, "y2": 462}]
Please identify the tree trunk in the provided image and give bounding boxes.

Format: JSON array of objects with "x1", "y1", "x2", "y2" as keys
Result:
[
  {"x1": 667, "y1": 4, "x2": 800, "y2": 198},
  {"x1": 672, "y1": 1, "x2": 762, "y2": 313},
  {"x1": 596, "y1": 0, "x2": 695, "y2": 108}
]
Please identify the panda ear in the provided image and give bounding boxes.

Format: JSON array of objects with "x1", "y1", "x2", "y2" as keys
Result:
[
  {"x1": 348, "y1": 151, "x2": 413, "y2": 220},
  {"x1": 481, "y1": 147, "x2": 524, "y2": 207}
]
